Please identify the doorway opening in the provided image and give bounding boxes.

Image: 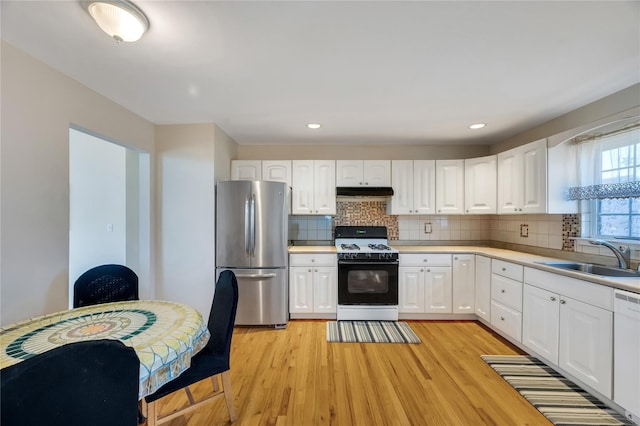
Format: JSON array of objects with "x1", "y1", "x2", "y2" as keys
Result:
[{"x1": 68, "y1": 126, "x2": 151, "y2": 307}]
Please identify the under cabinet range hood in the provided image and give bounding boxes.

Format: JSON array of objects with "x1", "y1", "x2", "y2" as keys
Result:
[{"x1": 336, "y1": 187, "x2": 394, "y2": 197}]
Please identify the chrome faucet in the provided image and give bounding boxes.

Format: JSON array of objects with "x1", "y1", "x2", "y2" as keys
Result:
[{"x1": 588, "y1": 240, "x2": 631, "y2": 269}]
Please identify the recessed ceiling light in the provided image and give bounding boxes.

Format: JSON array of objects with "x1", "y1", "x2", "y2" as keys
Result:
[
  {"x1": 469, "y1": 123, "x2": 486, "y2": 130},
  {"x1": 307, "y1": 123, "x2": 321, "y2": 129}
]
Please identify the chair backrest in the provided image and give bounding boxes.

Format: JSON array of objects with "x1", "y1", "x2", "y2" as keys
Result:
[
  {"x1": 73, "y1": 264, "x2": 139, "y2": 308},
  {"x1": 207, "y1": 270, "x2": 239, "y2": 362},
  {"x1": 1, "y1": 339, "x2": 140, "y2": 426}
]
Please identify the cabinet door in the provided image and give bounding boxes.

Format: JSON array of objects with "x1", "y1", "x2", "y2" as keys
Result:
[
  {"x1": 398, "y1": 266, "x2": 425, "y2": 313},
  {"x1": 464, "y1": 155, "x2": 497, "y2": 214},
  {"x1": 413, "y1": 160, "x2": 436, "y2": 215},
  {"x1": 497, "y1": 149, "x2": 521, "y2": 214},
  {"x1": 522, "y1": 284, "x2": 560, "y2": 364},
  {"x1": 289, "y1": 267, "x2": 314, "y2": 313},
  {"x1": 336, "y1": 160, "x2": 363, "y2": 186},
  {"x1": 231, "y1": 160, "x2": 262, "y2": 181},
  {"x1": 313, "y1": 267, "x2": 337, "y2": 313},
  {"x1": 520, "y1": 139, "x2": 547, "y2": 214},
  {"x1": 292, "y1": 160, "x2": 315, "y2": 214},
  {"x1": 262, "y1": 160, "x2": 292, "y2": 186},
  {"x1": 314, "y1": 160, "x2": 336, "y2": 215},
  {"x1": 452, "y1": 255, "x2": 475, "y2": 314},
  {"x1": 559, "y1": 297, "x2": 613, "y2": 398},
  {"x1": 474, "y1": 255, "x2": 491, "y2": 321},
  {"x1": 364, "y1": 160, "x2": 391, "y2": 186},
  {"x1": 389, "y1": 160, "x2": 414, "y2": 214},
  {"x1": 436, "y1": 160, "x2": 464, "y2": 215},
  {"x1": 424, "y1": 267, "x2": 452, "y2": 313}
]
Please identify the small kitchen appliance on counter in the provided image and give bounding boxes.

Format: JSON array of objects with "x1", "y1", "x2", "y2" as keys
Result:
[
  {"x1": 334, "y1": 226, "x2": 399, "y2": 321},
  {"x1": 216, "y1": 180, "x2": 288, "y2": 327}
]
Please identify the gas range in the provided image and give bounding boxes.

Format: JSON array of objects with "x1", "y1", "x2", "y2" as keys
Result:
[{"x1": 335, "y1": 226, "x2": 399, "y2": 261}]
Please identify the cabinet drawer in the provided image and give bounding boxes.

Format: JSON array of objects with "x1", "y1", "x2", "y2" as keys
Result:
[
  {"x1": 491, "y1": 300, "x2": 522, "y2": 341},
  {"x1": 492, "y1": 259, "x2": 523, "y2": 281},
  {"x1": 399, "y1": 253, "x2": 452, "y2": 267},
  {"x1": 491, "y1": 274, "x2": 523, "y2": 311},
  {"x1": 524, "y1": 267, "x2": 613, "y2": 311},
  {"x1": 289, "y1": 254, "x2": 336, "y2": 267}
]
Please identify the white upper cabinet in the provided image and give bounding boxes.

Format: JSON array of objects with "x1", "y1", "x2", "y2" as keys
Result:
[
  {"x1": 231, "y1": 160, "x2": 261, "y2": 181},
  {"x1": 388, "y1": 160, "x2": 435, "y2": 215},
  {"x1": 497, "y1": 139, "x2": 547, "y2": 214},
  {"x1": 292, "y1": 160, "x2": 336, "y2": 215},
  {"x1": 336, "y1": 160, "x2": 391, "y2": 187},
  {"x1": 436, "y1": 160, "x2": 464, "y2": 215},
  {"x1": 262, "y1": 160, "x2": 292, "y2": 186},
  {"x1": 464, "y1": 155, "x2": 497, "y2": 214}
]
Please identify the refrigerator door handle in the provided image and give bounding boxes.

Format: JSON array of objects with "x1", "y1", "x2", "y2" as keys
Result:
[
  {"x1": 250, "y1": 194, "x2": 256, "y2": 256},
  {"x1": 244, "y1": 198, "x2": 251, "y2": 257},
  {"x1": 234, "y1": 273, "x2": 278, "y2": 279}
]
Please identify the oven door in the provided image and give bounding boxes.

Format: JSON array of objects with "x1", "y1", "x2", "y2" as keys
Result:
[{"x1": 338, "y1": 260, "x2": 398, "y2": 305}]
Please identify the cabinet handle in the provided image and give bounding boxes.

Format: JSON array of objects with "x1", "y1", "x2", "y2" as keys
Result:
[
  {"x1": 308, "y1": 269, "x2": 312, "y2": 272},
  {"x1": 500, "y1": 316, "x2": 505, "y2": 321},
  {"x1": 420, "y1": 269, "x2": 424, "y2": 272},
  {"x1": 365, "y1": 182, "x2": 369, "y2": 185},
  {"x1": 427, "y1": 269, "x2": 431, "y2": 272},
  {"x1": 466, "y1": 210, "x2": 469, "y2": 213},
  {"x1": 514, "y1": 208, "x2": 518, "y2": 212},
  {"x1": 518, "y1": 208, "x2": 523, "y2": 212},
  {"x1": 454, "y1": 256, "x2": 458, "y2": 260},
  {"x1": 309, "y1": 210, "x2": 313, "y2": 213},
  {"x1": 315, "y1": 269, "x2": 318, "y2": 272},
  {"x1": 359, "y1": 182, "x2": 363, "y2": 185},
  {"x1": 423, "y1": 259, "x2": 428, "y2": 262},
  {"x1": 311, "y1": 259, "x2": 315, "y2": 262},
  {"x1": 501, "y1": 289, "x2": 505, "y2": 293},
  {"x1": 560, "y1": 299, "x2": 566, "y2": 304},
  {"x1": 502, "y1": 267, "x2": 506, "y2": 271},
  {"x1": 550, "y1": 296, "x2": 556, "y2": 301}
]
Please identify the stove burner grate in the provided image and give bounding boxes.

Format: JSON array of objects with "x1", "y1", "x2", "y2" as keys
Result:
[
  {"x1": 340, "y1": 243, "x2": 360, "y2": 251},
  {"x1": 368, "y1": 244, "x2": 391, "y2": 251}
]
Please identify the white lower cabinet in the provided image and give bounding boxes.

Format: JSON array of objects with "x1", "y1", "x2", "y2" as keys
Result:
[
  {"x1": 559, "y1": 296, "x2": 612, "y2": 398},
  {"x1": 398, "y1": 254, "x2": 452, "y2": 314},
  {"x1": 289, "y1": 254, "x2": 337, "y2": 316},
  {"x1": 522, "y1": 284, "x2": 560, "y2": 363},
  {"x1": 523, "y1": 267, "x2": 613, "y2": 398},
  {"x1": 490, "y1": 260, "x2": 524, "y2": 342},
  {"x1": 474, "y1": 255, "x2": 491, "y2": 321},
  {"x1": 452, "y1": 254, "x2": 474, "y2": 314}
]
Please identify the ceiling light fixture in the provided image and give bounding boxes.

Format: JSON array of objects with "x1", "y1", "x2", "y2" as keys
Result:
[
  {"x1": 469, "y1": 123, "x2": 486, "y2": 130},
  {"x1": 307, "y1": 123, "x2": 321, "y2": 129},
  {"x1": 84, "y1": 0, "x2": 149, "y2": 43}
]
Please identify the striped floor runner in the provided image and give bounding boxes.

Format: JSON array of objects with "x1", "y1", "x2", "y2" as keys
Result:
[
  {"x1": 326, "y1": 321, "x2": 421, "y2": 343},
  {"x1": 482, "y1": 355, "x2": 634, "y2": 425}
]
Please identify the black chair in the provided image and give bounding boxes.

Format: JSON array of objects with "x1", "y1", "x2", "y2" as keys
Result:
[
  {"x1": 73, "y1": 264, "x2": 139, "y2": 308},
  {"x1": 144, "y1": 270, "x2": 239, "y2": 425},
  {"x1": 1, "y1": 339, "x2": 140, "y2": 426}
]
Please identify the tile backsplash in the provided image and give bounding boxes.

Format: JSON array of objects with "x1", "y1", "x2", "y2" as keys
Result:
[{"x1": 289, "y1": 200, "x2": 579, "y2": 252}]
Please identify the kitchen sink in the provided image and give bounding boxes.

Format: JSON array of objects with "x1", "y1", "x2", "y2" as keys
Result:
[{"x1": 538, "y1": 261, "x2": 640, "y2": 278}]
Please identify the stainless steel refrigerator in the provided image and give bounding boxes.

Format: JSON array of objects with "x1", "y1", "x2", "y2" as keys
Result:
[{"x1": 216, "y1": 180, "x2": 289, "y2": 327}]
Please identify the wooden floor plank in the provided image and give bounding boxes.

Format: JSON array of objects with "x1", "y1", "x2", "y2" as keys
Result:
[{"x1": 152, "y1": 320, "x2": 550, "y2": 426}]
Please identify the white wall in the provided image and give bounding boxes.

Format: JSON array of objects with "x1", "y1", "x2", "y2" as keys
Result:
[
  {"x1": 0, "y1": 41, "x2": 155, "y2": 325},
  {"x1": 155, "y1": 124, "x2": 218, "y2": 320},
  {"x1": 69, "y1": 129, "x2": 127, "y2": 305}
]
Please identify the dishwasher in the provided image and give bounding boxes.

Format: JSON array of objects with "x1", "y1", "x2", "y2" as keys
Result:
[{"x1": 614, "y1": 289, "x2": 640, "y2": 423}]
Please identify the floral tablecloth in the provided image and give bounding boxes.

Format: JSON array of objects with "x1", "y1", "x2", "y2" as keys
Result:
[{"x1": 0, "y1": 300, "x2": 210, "y2": 399}]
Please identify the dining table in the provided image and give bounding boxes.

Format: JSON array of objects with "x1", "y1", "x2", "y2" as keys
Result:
[{"x1": 0, "y1": 300, "x2": 210, "y2": 399}]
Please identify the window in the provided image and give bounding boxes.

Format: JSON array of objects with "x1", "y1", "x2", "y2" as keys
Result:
[{"x1": 591, "y1": 128, "x2": 640, "y2": 238}]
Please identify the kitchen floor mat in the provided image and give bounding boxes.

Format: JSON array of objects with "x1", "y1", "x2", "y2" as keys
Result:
[
  {"x1": 326, "y1": 321, "x2": 421, "y2": 343},
  {"x1": 482, "y1": 355, "x2": 634, "y2": 425}
]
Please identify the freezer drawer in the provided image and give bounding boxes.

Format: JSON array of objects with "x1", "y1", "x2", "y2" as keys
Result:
[{"x1": 218, "y1": 268, "x2": 288, "y2": 327}]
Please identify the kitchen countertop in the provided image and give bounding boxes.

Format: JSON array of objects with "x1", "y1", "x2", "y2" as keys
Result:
[{"x1": 289, "y1": 245, "x2": 640, "y2": 294}]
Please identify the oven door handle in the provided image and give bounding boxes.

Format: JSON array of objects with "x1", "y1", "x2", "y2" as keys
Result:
[{"x1": 338, "y1": 261, "x2": 399, "y2": 266}]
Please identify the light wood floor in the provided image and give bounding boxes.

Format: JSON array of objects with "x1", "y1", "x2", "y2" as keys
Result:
[{"x1": 153, "y1": 320, "x2": 550, "y2": 426}]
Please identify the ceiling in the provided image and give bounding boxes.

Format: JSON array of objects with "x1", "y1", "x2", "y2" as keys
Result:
[{"x1": 1, "y1": 1, "x2": 639, "y2": 146}]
